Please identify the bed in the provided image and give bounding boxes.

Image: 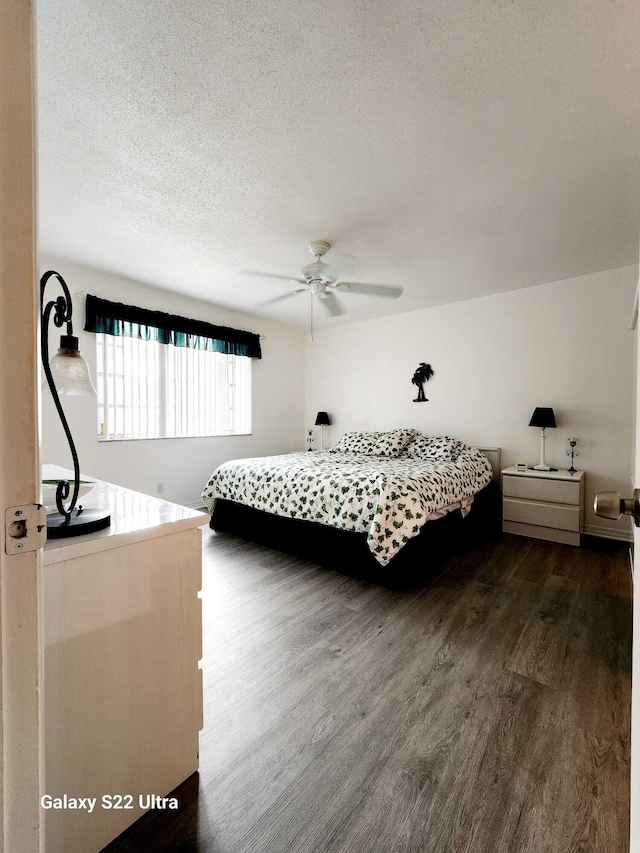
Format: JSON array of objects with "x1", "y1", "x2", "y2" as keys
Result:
[{"x1": 201, "y1": 430, "x2": 500, "y2": 572}]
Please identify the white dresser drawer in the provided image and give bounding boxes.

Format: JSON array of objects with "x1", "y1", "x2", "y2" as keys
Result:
[
  {"x1": 503, "y1": 474, "x2": 580, "y2": 506},
  {"x1": 503, "y1": 497, "x2": 580, "y2": 532}
]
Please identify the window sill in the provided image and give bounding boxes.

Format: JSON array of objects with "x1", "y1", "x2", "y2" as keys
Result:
[{"x1": 97, "y1": 432, "x2": 253, "y2": 442}]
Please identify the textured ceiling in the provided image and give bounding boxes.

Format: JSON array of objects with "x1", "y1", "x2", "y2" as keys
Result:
[{"x1": 36, "y1": 0, "x2": 640, "y2": 329}]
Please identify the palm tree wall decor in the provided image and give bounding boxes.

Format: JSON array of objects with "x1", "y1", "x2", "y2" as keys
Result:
[{"x1": 412, "y1": 363, "x2": 434, "y2": 402}]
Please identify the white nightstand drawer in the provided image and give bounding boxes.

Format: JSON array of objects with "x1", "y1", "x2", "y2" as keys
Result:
[
  {"x1": 503, "y1": 475, "x2": 580, "y2": 506},
  {"x1": 503, "y1": 497, "x2": 580, "y2": 532},
  {"x1": 503, "y1": 520, "x2": 580, "y2": 546}
]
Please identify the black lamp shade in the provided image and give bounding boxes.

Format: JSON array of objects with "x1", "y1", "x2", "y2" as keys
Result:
[
  {"x1": 528, "y1": 407, "x2": 556, "y2": 429},
  {"x1": 315, "y1": 411, "x2": 331, "y2": 426}
]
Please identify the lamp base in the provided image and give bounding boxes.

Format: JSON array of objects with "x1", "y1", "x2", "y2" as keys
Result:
[
  {"x1": 46, "y1": 507, "x2": 111, "y2": 539},
  {"x1": 530, "y1": 465, "x2": 558, "y2": 472}
]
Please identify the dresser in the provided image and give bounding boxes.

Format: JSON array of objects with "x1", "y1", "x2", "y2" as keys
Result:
[
  {"x1": 42, "y1": 466, "x2": 205, "y2": 853},
  {"x1": 502, "y1": 466, "x2": 584, "y2": 546}
]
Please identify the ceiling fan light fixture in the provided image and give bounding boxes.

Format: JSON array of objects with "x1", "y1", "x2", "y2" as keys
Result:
[{"x1": 302, "y1": 259, "x2": 335, "y2": 283}]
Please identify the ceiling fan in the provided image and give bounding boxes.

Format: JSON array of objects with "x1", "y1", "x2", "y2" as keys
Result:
[{"x1": 240, "y1": 240, "x2": 403, "y2": 317}]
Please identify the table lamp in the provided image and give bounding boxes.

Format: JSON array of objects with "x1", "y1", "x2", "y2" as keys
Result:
[
  {"x1": 41, "y1": 270, "x2": 111, "y2": 538},
  {"x1": 529, "y1": 407, "x2": 557, "y2": 471},
  {"x1": 315, "y1": 411, "x2": 331, "y2": 450}
]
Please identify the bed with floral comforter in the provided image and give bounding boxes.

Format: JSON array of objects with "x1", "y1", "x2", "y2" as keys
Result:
[{"x1": 201, "y1": 433, "x2": 493, "y2": 566}]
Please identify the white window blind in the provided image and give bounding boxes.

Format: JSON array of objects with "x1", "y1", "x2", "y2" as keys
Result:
[{"x1": 96, "y1": 333, "x2": 251, "y2": 440}]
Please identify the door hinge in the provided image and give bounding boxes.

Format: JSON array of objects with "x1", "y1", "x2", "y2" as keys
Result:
[{"x1": 5, "y1": 504, "x2": 47, "y2": 555}]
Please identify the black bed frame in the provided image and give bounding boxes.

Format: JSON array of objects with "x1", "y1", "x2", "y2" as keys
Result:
[{"x1": 210, "y1": 482, "x2": 500, "y2": 577}]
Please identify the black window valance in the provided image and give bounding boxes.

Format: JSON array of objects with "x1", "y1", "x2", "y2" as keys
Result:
[{"x1": 84, "y1": 294, "x2": 262, "y2": 359}]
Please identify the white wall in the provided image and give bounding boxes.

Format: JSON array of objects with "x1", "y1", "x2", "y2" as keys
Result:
[
  {"x1": 40, "y1": 256, "x2": 305, "y2": 507},
  {"x1": 305, "y1": 266, "x2": 638, "y2": 539}
]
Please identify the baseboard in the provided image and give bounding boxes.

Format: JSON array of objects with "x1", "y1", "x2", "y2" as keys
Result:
[
  {"x1": 188, "y1": 505, "x2": 631, "y2": 536},
  {"x1": 184, "y1": 499, "x2": 208, "y2": 512},
  {"x1": 582, "y1": 523, "x2": 633, "y2": 543}
]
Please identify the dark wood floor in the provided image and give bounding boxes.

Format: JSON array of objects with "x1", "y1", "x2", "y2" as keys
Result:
[{"x1": 103, "y1": 529, "x2": 631, "y2": 853}]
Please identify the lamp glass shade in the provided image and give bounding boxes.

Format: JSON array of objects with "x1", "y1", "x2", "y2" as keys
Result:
[
  {"x1": 315, "y1": 411, "x2": 331, "y2": 426},
  {"x1": 50, "y1": 349, "x2": 97, "y2": 396},
  {"x1": 528, "y1": 407, "x2": 556, "y2": 429}
]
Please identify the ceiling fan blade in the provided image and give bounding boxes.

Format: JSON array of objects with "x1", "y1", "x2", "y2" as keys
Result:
[
  {"x1": 336, "y1": 282, "x2": 403, "y2": 298},
  {"x1": 239, "y1": 270, "x2": 306, "y2": 285},
  {"x1": 319, "y1": 291, "x2": 345, "y2": 317},
  {"x1": 259, "y1": 289, "x2": 307, "y2": 306}
]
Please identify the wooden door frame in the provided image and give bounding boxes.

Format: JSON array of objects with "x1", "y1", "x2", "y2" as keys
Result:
[{"x1": 0, "y1": 1, "x2": 43, "y2": 850}]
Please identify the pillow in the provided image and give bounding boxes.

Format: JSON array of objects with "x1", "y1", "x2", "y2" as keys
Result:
[
  {"x1": 404, "y1": 434, "x2": 466, "y2": 461},
  {"x1": 369, "y1": 428, "x2": 419, "y2": 457},
  {"x1": 329, "y1": 431, "x2": 384, "y2": 454},
  {"x1": 329, "y1": 429, "x2": 418, "y2": 456}
]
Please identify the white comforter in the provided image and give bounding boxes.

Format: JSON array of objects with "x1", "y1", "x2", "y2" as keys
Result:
[{"x1": 201, "y1": 447, "x2": 493, "y2": 566}]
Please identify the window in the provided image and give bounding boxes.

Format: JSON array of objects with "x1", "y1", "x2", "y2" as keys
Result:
[{"x1": 96, "y1": 333, "x2": 251, "y2": 440}]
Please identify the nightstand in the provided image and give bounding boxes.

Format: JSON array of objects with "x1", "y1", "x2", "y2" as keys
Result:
[{"x1": 502, "y1": 466, "x2": 584, "y2": 546}]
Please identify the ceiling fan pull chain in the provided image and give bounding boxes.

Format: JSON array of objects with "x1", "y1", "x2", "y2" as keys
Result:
[{"x1": 310, "y1": 290, "x2": 314, "y2": 341}]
